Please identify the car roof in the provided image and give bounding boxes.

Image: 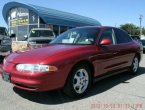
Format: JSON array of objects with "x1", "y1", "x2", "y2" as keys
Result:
[
  {"x1": 74, "y1": 26, "x2": 129, "y2": 35},
  {"x1": 75, "y1": 26, "x2": 115, "y2": 29}
]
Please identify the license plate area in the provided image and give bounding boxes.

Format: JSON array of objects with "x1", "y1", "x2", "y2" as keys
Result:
[{"x1": 2, "y1": 72, "x2": 11, "y2": 82}]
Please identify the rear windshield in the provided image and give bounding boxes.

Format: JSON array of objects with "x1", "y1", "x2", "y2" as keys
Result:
[{"x1": 29, "y1": 30, "x2": 54, "y2": 37}]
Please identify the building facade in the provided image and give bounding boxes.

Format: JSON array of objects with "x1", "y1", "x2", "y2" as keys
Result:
[{"x1": 3, "y1": 2, "x2": 101, "y2": 41}]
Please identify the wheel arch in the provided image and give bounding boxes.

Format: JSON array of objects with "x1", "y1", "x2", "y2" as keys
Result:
[
  {"x1": 64, "y1": 60, "x2": 95, "y2": 87},
  {"x1": 73, "y1": 60, "x2": 95, "y2": 76},
  {"x1": 135, "y1": 52, "x2": 141, "y2": 62}
]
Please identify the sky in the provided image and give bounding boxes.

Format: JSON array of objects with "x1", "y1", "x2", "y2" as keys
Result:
[{"x1": 0, "y1": 0, "x2": 145, "y2": 28}]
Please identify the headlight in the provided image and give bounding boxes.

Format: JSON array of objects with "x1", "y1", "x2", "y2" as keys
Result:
[{"x1": 16, "y1": 64, "x2": 58, "y2": 73}]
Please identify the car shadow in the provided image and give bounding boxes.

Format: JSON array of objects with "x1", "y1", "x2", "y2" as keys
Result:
[{"x1": 13, "y1": 66, "x2": 145, "y2": 105}]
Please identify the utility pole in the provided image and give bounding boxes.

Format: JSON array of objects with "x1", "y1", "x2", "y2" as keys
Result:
[
  {"x1": 139, "y1": 15, "x2": 143, "y2": 37},
  {"x1": 115, "y1": 23, "x2": 117, "y2": 27}
]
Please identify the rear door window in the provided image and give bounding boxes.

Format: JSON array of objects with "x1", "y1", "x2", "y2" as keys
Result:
[{"x1": 114, "y1": 28, "x2": 132, "y2": 44}]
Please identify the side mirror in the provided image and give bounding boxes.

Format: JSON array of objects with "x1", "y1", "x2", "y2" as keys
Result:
[
  {"x1": 100, "y1": 38, "x2": 112, "y2": 45},
  {"x1": 10, "y1": 34, "x2": 16, "y2": 38}
]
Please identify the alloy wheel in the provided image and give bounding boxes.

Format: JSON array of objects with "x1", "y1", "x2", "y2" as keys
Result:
[
  {"x1": 132, "y1": 57, "x2": 139, "y2": 73},
  {"x1": 73, "y1": 69, "x2": 89, "y2": 94}
]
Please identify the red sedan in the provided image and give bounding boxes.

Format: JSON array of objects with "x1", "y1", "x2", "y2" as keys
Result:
[{"x1": 2, "y1": 26, "x2": 143, "y2": 98}]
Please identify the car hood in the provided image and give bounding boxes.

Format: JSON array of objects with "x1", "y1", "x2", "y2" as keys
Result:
[
  {"x1": 6, "y1": 44, "x2": 93, "y2": 64},
  {"x1": 28, "y1": 36, "x2": 55, "y2": 41}
]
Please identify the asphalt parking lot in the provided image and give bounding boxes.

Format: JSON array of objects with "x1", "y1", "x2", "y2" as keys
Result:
[{"x1": 0, "y1": 54, "x2": 145, "y2": 110}]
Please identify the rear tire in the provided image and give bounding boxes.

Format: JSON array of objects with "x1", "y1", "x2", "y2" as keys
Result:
[
  {"x1": 130, "y1": 56, "x2": 139, "y2": 74},
  {"x1": 63, "y1": 64, "x2": 92, "y2": 98}
]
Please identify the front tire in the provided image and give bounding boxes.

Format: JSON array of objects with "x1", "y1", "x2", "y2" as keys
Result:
[
  {"x1": 130, "y1": 56, "x2": 139, "y2": 74},
  {"x1": 63, "y1": 64, "x2": 92, "y2": 98}
]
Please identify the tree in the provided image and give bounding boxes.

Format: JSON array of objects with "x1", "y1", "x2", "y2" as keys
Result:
[
  {"x1": 120, "y1": 23, "x2": 140, "y2": 35},
  {"x1": 142, "y1": 27, "x2": 145, "y2": 35}
]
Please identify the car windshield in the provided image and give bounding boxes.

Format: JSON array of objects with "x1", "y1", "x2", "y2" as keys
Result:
[
  {"x1": 50, "y1": 27, "x2": 99, "y2": 45},
  {"x1": 0, "y1": 27, "x2": 7, "y2": 36},
  {"x1": 29, "y1": 30, "x2": 54, "y2": 37}
]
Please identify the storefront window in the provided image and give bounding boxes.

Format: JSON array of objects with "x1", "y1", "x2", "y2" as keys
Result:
[
  {"x1": 29, "y1": 25, "x2": 38, "y2": 32},
  {"x1": 40, "y1": 18, "x2": 45, "y2": 24},
  {"x1": 17, "y1": 8, "x2": 29, "y2": 25},
  {"x1": 40, "y1": 24, "x2": 46, "y2": 28},
  {"x1": 53, "y1": 25, "x2": 59, "y2": 36},
  {"x1": 9, "y1": 27, "x2": 17, "y2": 41},
  {"x1": 10, "y1": 27, "x2": 16, "y2": 35},
  {"x1": 29, "y1": 10, "x2": 38, "y2": 24},
  {"x1": 18, "y1": 26, "x2": 28, "y2": 41},
  {"x1": 60, "y1": 26, "x2": 68, "y2": 34},
  {"x1": 17, "y1": 8, "x2": 29, "y2": 19},
  {"x1": 10, "y1": 8, "x2": 17, "y2": 20}
]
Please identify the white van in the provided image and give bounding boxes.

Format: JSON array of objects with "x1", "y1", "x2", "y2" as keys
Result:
[
  {"x1": 27, "y1": 28, "x2": 55, "y2": 44},
  {"x1": 12, "y1": 28, "x2": 55, "y2": 51}
]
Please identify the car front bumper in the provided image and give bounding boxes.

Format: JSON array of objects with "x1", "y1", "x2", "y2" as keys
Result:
[{"x1": 2, "y1": 61, "x2": 69, "y2": 92}]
